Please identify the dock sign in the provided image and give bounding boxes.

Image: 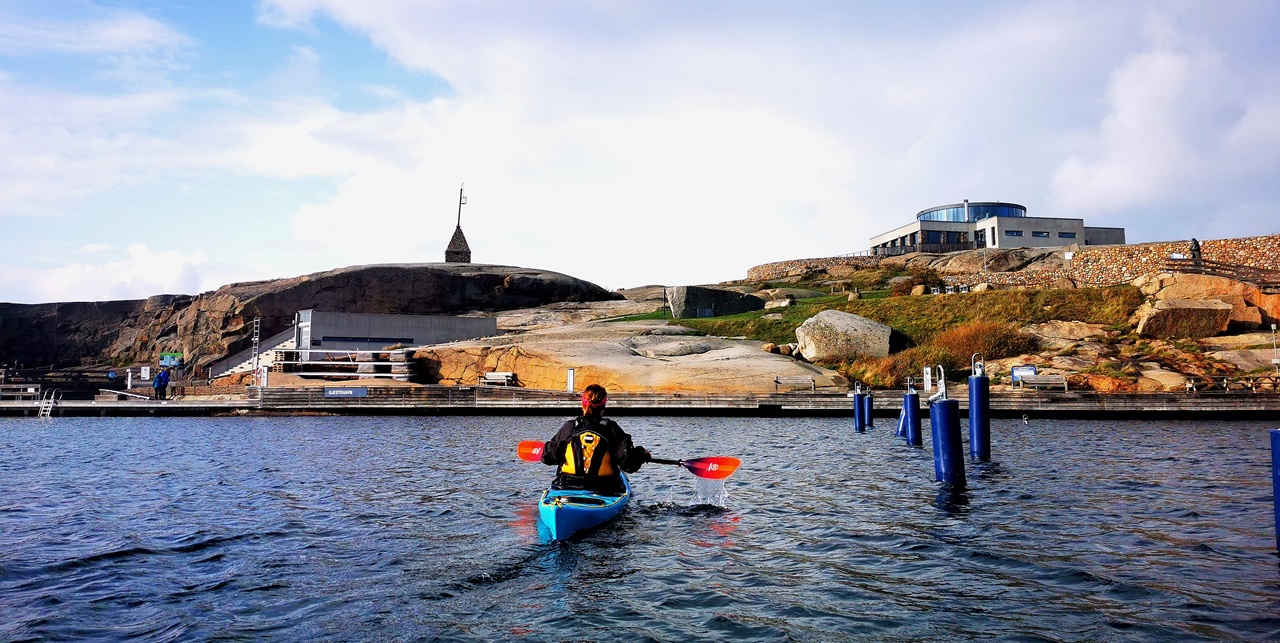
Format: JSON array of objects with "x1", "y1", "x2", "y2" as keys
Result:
[
  {"x1": 1010, "y1": 365, "x2": 1038, "y2": 382},
  {"x1": 324, "y1": 387, "x2": 368, "y2": 398}
]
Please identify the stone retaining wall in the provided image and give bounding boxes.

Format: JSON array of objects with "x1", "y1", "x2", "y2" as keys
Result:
[
  {"x1": 746, "y1": 234, "x2": 1280, "y2": 290},
  {"x1": 945, "y1": 234, "x2": 1280, "y2": 289}
]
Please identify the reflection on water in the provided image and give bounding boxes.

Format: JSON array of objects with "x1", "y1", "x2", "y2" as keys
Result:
[{"x1": 0, "y1": 415, "x2": 1277, "y2": 642}]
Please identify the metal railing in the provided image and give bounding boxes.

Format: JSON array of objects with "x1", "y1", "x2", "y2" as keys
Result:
[
  {"x1": 871, "y1": 242, "x2": 977, "y2": 256},
  {"x1": 209, "y1": 327, "x2": 297, "y2": 380},
  {"x1": 1165, "y1": 257, "x2": 1280, "y2": 292}
]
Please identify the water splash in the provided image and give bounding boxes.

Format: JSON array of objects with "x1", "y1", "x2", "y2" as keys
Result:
[{"x1": 694, "y1": 477, "x2": 730, "y2": 506}]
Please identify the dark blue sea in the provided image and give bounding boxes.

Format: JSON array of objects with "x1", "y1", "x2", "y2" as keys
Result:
[{"x1": 1, "y1": 415, "x2": 1278, "y2": 642}]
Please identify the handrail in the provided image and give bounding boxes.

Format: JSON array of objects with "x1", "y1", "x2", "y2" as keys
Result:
[
  {"x1": 209, "y1": 326, "x2": 296, "y2": 379},
  {"x1": 1165, "y1": 257, "x2": 1280, "y2": 289},
  {"x1": 100, "y1": 388, "x2": 151, "y2": 400}
]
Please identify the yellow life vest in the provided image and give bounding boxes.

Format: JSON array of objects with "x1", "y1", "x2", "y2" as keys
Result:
[{"x1": 560, "y1": 428, "x2": 615, "y2": 476}]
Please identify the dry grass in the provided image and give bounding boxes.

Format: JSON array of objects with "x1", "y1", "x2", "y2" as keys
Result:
[
  {"x1": 670, "y1": 285, "x2": 1146, "y2": 388},
  {"x1": 838, "y1": 320, "x2": 1040, "y2": 387}
]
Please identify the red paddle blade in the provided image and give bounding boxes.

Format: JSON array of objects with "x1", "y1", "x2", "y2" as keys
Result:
[
  {"x1": 680, "y1": 456, "x2": 740, "y2": 480},
  {"x1": 517, "y1": 440, "x2": 545, "y2": 462}
]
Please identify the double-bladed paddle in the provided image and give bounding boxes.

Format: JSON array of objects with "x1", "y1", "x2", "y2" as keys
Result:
[{"x1": 517, "y1": 440, "x2": 740, "y2": 480}]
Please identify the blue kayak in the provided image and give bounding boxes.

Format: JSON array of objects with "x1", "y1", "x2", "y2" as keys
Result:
[{"x1": 538, "y1": 474, "x2": 631, "y2": 541}]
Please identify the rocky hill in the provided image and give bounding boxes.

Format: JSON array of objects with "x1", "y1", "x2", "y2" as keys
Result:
[{"x1": 0, "y1": 263, "x2": 621, "y2": 374}]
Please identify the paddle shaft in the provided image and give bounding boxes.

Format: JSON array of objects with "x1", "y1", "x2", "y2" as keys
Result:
[{"x1": 519, "y1": 441, "x2": 739, "y2": 479}]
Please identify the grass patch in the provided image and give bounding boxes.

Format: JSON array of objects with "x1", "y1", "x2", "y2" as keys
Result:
[
  {"x1": 677, "y1": 286, "x2": 1143, "y2": 348},
  {"x1": 611, "y1": 308, "x2": 673, "y2": 322},
  {"x1": 669, "y1": 285, "x2": 1144, "y2": 387}
]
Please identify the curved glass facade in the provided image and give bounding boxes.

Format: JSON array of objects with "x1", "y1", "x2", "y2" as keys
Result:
[{"x1": 917, "y1": 202, "x2": 1026, "y2": 223}]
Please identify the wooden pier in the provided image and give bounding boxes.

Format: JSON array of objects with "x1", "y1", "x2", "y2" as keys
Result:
[{"x1": 2, "y1": 385, "x2": 1279, "y2": 418}]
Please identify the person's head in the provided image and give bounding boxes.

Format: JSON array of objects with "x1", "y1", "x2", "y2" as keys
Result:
[{"x1": 581, "y1": 384, "x2": 608, "y2": 417}]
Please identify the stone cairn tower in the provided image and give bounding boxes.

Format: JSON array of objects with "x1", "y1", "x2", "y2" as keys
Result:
[{"x1": 445, "y1": 183, "x2": 472, "y2": 263}]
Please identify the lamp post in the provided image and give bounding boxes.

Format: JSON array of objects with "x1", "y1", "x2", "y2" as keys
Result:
[{"x1": 1272, "y1": 323, "x2": 1278, "y2": 374}]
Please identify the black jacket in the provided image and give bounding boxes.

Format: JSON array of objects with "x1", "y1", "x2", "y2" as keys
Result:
[{"x1": 541, "y1": 415, "x2": 646, "y2": 493}]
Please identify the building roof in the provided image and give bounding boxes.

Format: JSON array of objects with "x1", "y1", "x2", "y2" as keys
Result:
[{"x1": 445, "y1": 225, "x2": 471, "y2": 262}]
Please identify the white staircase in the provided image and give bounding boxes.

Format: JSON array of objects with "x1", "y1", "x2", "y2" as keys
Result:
[{"x1": 219, "y1": 336, "x2": 298, "y2": 377}]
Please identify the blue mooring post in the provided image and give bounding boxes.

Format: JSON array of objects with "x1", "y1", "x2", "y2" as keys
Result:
[
  {"x1": 862, "y1": 393, "x2": 874, "y2": 428},
  {"x1": 1271, "y1": 429, "x2": 1279, "y2": 552},
  {"x1": 853, "y1": 391, "x2": 866, "y2": 432},
  {"x1": 904, "y1": 392, "x2": 922, "y2": 447},
  {"x1": 968, "y1": 354, "x2": 991, "y2": 461},
  {"x1": 930, "y1": 398, "x2": 966, "y2": 489}
]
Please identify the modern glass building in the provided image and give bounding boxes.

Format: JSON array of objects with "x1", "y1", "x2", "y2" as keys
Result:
[
  {"x1": 916, "y1": 202, "x2": 1027, "y2": 223},
  {"x1": 869, "y1": 200, "x2": 1125, "y2": 255}
]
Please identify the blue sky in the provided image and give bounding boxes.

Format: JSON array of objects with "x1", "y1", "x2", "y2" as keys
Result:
[{"x1": 2, "y1": 0, "x2": 1279, "y2": 303}]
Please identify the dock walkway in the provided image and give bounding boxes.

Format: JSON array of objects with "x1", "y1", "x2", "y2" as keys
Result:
[{"x1": 2, "y1": 385, "x2": 1279, "y2": 418}]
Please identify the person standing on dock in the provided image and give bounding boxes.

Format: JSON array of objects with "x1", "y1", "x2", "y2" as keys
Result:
[{"x1": 541, "y1": 384, "x2": 651, "y2": 495}]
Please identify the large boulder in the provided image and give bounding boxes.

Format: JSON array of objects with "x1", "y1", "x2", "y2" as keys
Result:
[
  {"x1": 1141, "y1": 272, "x2": 1280, "y2": 325},
  {"x1": 1138, "y1": 363, "x2": 1189, "y2": 391},
  {"x1": 1020, "y1": 321, "x2": 1107, "y2": 350},
  {"x1": 1134, "y1": 299, "x2": 1232, "y2": 339},
  {"x1": 1207, "y1": 294, "x2": 1264, "y2": 330},
  {"x1": 410, "y1": 320, "x2": 847, "y2": 393},
  {"x1": 665, "y1": 285, "x2": 765, "y2": 319},
  {"x1": 794, "y1": 310, "x2": 892, "y2": 361}
]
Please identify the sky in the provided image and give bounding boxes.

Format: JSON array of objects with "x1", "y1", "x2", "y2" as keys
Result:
[{"x1": 2, "y1": 0, "x2": 1279, "y2": 304}]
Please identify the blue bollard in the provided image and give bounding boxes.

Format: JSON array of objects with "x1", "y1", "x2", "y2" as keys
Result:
[
  {"x1": 929, "y1": 402, "x2": 942, "y2": 479},
  {"x1": 862, "y1": 393, "x2": 874, "y2": 428},
  {"x1": 1272, "y1": 429, "x2": 1280, "y2": 552},
  {"x1": 968, "y1": 374, "x2": 990, "y2": 461},
  {"x1": 853, "y1": 393, "x2": 866, "y2": 432},
  {"x1": 904, "y1": 393, "x2": 922, "y2": 447},
  {"x1": 930, "y1": 399, "x2": 966, "y2": 489}
]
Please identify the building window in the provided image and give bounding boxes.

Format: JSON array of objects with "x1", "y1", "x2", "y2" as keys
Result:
[
  {"x1": 1005, "y1": 230, "x2": 1023, "y2": 237},
  {"x1": 1031, "y1": 231, "x2": 1050, "y2": 238},
  {"x1": 1058, "y1": 231, "x2": 1077, "y2": 238}
]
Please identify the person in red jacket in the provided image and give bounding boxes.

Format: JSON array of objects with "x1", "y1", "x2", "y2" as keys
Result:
[{"x1": 541, "y1": 384, "x2": 650, "y2": 495}]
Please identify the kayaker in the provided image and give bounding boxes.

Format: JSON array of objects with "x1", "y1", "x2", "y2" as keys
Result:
[{"x1": 541, "y1": 384, "x2": 650, "y2": 494}]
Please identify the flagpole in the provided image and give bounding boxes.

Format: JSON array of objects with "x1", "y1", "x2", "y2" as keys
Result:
[{"x1": 457, "y1": 183, "x2": 465, "y2": 227}]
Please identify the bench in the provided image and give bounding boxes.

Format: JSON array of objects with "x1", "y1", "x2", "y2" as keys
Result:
[
  {"x1": 0, "y1": 384, "x2": 41, "y2": 400},
  {"x1": 480, "y1": 371, "x2": 516, "y2": 386},
  {"x1": 774, "y1": 376, "x2": 815, "y2": 392},
  {"x1": 1014, "y1": 374, "x2": 1068, "y2": 392}
]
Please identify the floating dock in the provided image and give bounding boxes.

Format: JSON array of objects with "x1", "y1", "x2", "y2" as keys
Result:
[{"x1": 2, "y1": 385, "x2": 1279, "y2": 418}]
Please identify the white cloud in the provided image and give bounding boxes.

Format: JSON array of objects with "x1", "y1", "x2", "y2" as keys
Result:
[
  {"x1": 0, "y1": 244, "x2": 209, "y2": 303},
  {"x1": 0, "y1": 77, "x2": 205, "y2": 217},
  {"x1": 1048, "y1": 8, "x2": 1279, "y2": 234},
  {"x1": 0, "y1": 10, "x2": 191, "y2": 56},
  {"x1": 3, "y1": 1, "x2": 1280, "y2": 302}
]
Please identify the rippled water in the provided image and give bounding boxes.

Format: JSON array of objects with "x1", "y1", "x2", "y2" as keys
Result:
[{"x1": 2, "y1": 415, "x2": 1278, "y2": 641}]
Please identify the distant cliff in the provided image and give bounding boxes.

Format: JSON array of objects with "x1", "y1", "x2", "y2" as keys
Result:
[{"x1": 0, "y1": 263, "x2": 621, "y2": 374}]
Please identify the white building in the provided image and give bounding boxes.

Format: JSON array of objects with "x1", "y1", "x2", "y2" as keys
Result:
[{"x1": 869, "y1": 200, "x2": 1125, "y2": 255}]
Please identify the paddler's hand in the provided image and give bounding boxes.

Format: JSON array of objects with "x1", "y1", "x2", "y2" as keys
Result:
[{"x1": 635, "y1": 447, "x2": 651, "y2": 464}]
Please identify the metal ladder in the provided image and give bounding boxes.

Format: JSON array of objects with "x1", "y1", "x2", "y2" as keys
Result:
[
  {"x1": 251, "y1": 317, "x2": 261, "y2": 373},
  {"x1": 37, "y1": 388, "x2": 61, "y2": 418}
]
